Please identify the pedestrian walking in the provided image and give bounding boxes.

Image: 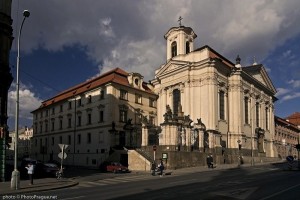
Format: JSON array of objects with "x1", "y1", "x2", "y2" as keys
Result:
[
  {"x1": 210, "y1": 155, "x2": 214, "y2": 168},
  {"x1": 206, "y1": 156, "x2": 211, "y2": 168},
  {"x1": 25, "y1": 163, "x2": 34, "y2": 185},
  {"x1": 151, "y1": 161, "x2": 156, "y2": 176},
  {"x1": 158, "y1": 160, "x2": 164, "y2": 177}
]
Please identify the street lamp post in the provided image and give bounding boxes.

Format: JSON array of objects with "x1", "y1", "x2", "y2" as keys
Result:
[
  {"x1": 11, "y1": 10, "x2": 30, "y2": 190},
  {"x1": 237, "y1": 139, "x2": 241, "y2": 167}
]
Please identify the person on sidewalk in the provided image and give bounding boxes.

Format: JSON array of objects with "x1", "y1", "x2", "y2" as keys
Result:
[
  {"x1": 25, "y1": 163, "x2": 34, "y2": 185},
  {"x1": 206, "y1": 156, "x2": 211, "y2": 168},
  {"x1": 151, "y1": 161, "x2": 156, "y2": 176},
  {"x1": 158, "y1": 160, "x2": 164, "y2": 177}
]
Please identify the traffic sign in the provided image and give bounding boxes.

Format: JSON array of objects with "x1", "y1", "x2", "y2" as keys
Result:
[
  {"x1": 58, "y1": 152, "x2": 67, "y2": 159},
  {"x1": 153, "y1": 145, "x2": 157, "y2": 151},
  {"x1": 58, "y1": 144, "x2": 69, "y2": 150}
]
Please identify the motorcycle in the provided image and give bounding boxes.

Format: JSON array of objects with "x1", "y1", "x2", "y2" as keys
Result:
[{"x1": 56, "y1": 168, "x2": 64, "y2": 180}]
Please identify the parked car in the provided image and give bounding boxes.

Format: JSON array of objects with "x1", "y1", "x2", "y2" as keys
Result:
[
  {"x1": 106, "y1": 162, "x2": 130, "y2": 173},
  {"x1": 43, "y1": 163, "x2": 60, "y2": 177}
]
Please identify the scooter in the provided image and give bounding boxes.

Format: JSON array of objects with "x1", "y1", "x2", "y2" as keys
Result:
[{"x1": 56, "y1": 168, "x2": 64, "y2": 180}]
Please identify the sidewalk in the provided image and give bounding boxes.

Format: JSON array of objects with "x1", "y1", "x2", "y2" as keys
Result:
[{"x1": 0, "y1": 178, "x2": 78, "y2": 196}]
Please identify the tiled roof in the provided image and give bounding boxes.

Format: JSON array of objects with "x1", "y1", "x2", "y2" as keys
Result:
[
  {"x1": 194, "y1": 45, "x2": 235, "y2": 68},
  {"x1": 286, "y1": 112, "x2": 300, "y2": 126},
  {"x1": 33, "y1": 68, "x2": 154, "y2": 112}
]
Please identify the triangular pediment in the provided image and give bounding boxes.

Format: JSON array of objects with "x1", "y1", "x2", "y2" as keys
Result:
[
  {"x1": 155, "y1": 60, "x2": 189, "y2": 78},
  {"x1": 243, "y1": 65, "x2": 276, "y2": 94}
]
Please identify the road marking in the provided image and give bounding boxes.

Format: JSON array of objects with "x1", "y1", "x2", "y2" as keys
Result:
[{"x1": 259, "y1": 183, "x2": 300, "y2": 200}]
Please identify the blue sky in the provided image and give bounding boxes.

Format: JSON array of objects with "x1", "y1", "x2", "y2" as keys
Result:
[{"x1": 7, "y1": 0, "x2": 300, "y2": 130}]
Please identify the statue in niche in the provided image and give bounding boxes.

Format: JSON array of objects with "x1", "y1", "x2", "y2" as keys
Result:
[
  {"x1": 141, "y1": 115, "x2": 148, "y2": 125},
  {"x1": 163, "y1": 105, "x2": 173, "y2": 122}
]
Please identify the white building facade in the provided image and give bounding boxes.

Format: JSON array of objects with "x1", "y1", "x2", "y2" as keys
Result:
[
  {"x1": 31, "y1": 68, "x2": 157, "y2": 167},
  {"x1": 151, "y1": 25, "x2": 278, "y2": 161}
]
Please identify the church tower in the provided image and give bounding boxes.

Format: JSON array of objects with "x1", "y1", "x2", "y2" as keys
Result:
[
  {"x1": 0, "y1": 0, "x2": 13, "y2": 181},
  {"x1": 164, "y1": 18, "x2": 197, "y2": 61}
]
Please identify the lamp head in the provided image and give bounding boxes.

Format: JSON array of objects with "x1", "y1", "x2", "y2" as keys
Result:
[{"x1": 23, "y1": 10, "x2": 30, "y2": 18}]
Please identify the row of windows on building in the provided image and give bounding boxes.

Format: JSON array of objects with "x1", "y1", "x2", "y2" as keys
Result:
[
  {"x1": 35, "y1": 132, "x2": 105, "y2": 150},
  {"x1": 36, "y1": 90, "x2": 105, "y2": 119},
  {"x1": 219, "y1": 91, "x2": 270, "y2": 129},
  {"x1": 35, "y1": 107, "x2": 156, "y2": 134},
  {"x1": 171, "y1": 41, "x2": 190, "y2": 57},
  {"x1": 119, "y1": 89, "x2": 157, "y2": 107},
  {"x1": 35, "y1": 90, "x2": 156, "y2": 120}
]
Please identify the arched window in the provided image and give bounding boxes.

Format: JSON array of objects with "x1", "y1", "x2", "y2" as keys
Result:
[
  {"x1": 171, "y1": 41, "x2": 177, "y2": 57},
  {"x1": 173, "y1": 89, "x2": 181, "y2": 115},
  {"x1": 186, "y1": 41, "x2": 190, "y2": 53}
]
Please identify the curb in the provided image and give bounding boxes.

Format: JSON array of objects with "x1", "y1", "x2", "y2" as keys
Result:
[{"x1": 0, "y1": 180, "x2": 78, "y2": 196}]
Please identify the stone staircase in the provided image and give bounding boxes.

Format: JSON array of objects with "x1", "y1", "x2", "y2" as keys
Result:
[{"x1": 128, "y1": 148, "x2": 154, "y2": 171}]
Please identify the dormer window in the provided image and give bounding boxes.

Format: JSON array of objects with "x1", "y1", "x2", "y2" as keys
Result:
[{"x1": 134, "y1": 78, "x2": 139, "y2": 86}]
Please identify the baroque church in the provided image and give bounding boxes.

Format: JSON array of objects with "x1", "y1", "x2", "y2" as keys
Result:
[
  {"x1": 30, "y1": 22, "x2": 278, "y2": 170},
  {"x1": 144, "y1": 23, "x2": 278, "y2": 168}
]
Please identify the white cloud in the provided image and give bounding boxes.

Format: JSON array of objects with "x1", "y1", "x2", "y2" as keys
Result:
[
  {"x1": 8, "y1": 83, "x2": 42, "y2": 128},
  {"x1": 280, "y1": 92, "x2": 300, "y2": 102},
  {"x1": 276, "y1": 88, "x2": 291, "y2": 97},
  {"x1": 288, "y1": 79, "x2": 300, "y2": 88}
]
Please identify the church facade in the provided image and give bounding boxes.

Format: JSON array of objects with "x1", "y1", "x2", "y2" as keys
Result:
[{"x1": 147, "y1": 25, "x2": 278, "y2": 166}]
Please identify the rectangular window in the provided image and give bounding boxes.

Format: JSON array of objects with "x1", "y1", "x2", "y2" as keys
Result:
[
  {"x1": 119, "y1": 110, "x2": 127, "y2": 122},
  {"x1": 51, "y1": 121, "x2": 55, "y2": 131},
  {"x1": 149, "y1": 116, "x2": 155, "y2": 125},
  {"x1": 256, "y1": 102, "x2": 260, "y2": 127},
  {"x1": 68, "y1": 101, "x2": 72, "y2": 109},
  {"x1": 78, "y1": 116, "x2": 82, "y2": 126},
  {"x1": 266, "y1": 107, "x2": 269, "y2": 130},
  {"x1": 60, "y1": 105, "x2": 63, "y2": 112},
  {"x1": 68, "y1": 118, "x2": 72, "y2": 128},
  {"x1": 149, "y1": 98, "x2": 156, "y2": 107},
  {"x1": 68, "y1": 135, "x2": 71, "y2": 145},
  {"x1": 52, "y1": 107, "x2": 55, "y2": 115},
  {"x1": 51, "y1": 137, "x2": 54, "y2": 146},
  {"x1": 59, "y1": 136, "x2": 62, "y2": 144},
  {"x1": 88, "y1": 95, "x2": 92, "y2": 103},
  {"x1": 45, "y1": 122, "x2": 48, "y2": 132},
  {"x1": 77, "y1": 134, "x2": 81, "y2": 144},
  {"x1": 45, "y1": 110, "x2": 49, "y2": 117},
  {"x1": 120, "y1": 89, "x2": 128, "y2": 100},
  {"x1": 87, "y1": 133, "x2": 91, "y2": 144},
  {"x1": 87, "y1": 113, "x2": 92, "y2": 124},
  {"x1": 100, "y1": 90, "x2": 105, "y2": 99},
  {"x1": 40, "y1": 124, "x2": 43, "y2": 133},
  {"x1": 99, "y1": 111, "x2": 104, "y2": 122},
  {"x1": 78, "y1": 99, "x2": 82, "y2": 107},
  {"x1": 219, "y1": 91, "x2": 225, "y2": 120},
  {"x1": 59, "y1": 119, "x2": 63, "y2": 130},
  {"x1": 135, "y1": 94, "x2": 142, "y2": 104},
  {"x1": 244, "y1": 97, "x2": 249, "y2": 124}
]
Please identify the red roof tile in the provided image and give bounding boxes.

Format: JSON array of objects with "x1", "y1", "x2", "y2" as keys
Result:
[
  {"x1": 33, "y1": 68, "x2": 155, "y2": 112},
  {"x1": 286, "y1": 112, "x2": 300, "y2": 126}
]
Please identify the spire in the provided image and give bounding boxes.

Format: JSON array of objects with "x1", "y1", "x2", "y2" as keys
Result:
[
  {"x1": 253, "y1": 56, "x2": 258, "y2": 65},
  {"x1": 236, "y1": 55, "x2": 241, "y2": 64},
  {"x1": 178, "y1": 16, "x2": 183, "y2": 27},
  {"x1": 235, "y1": 55, "x2": 242, "y2": 68}
]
